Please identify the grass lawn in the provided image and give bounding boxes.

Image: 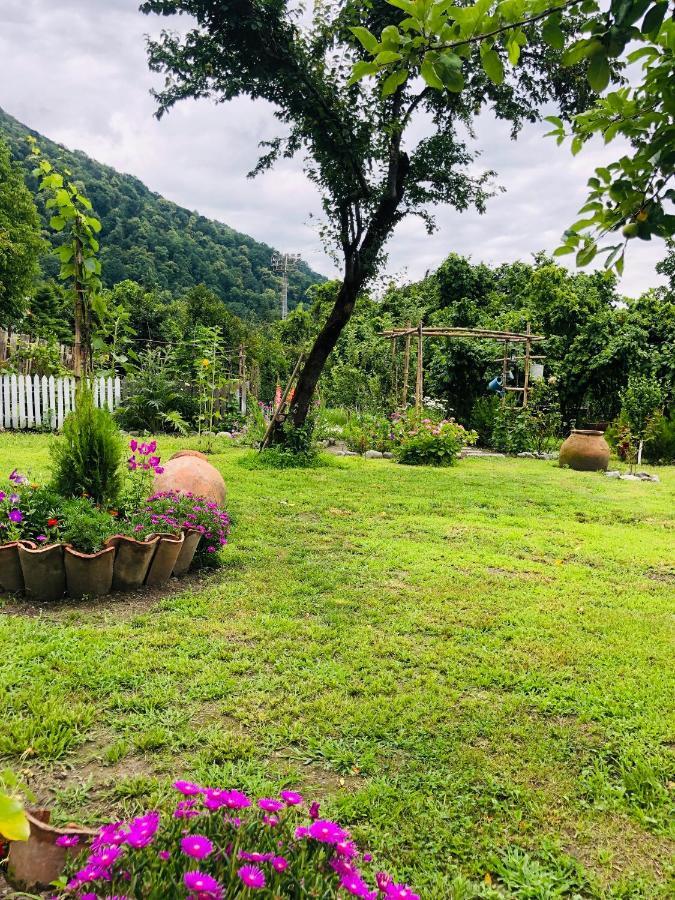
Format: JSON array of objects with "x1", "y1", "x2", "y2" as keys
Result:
[{"x1": 1, "y1": 432, "x2": 673, "y2": 897}]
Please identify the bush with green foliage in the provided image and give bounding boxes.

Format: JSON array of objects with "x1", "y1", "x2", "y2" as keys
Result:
[
  {"x1": 257, "y1": 419, "x2": 321, "y2": 468},
  {"x1": 60, "y1": 498, "x2": 117, "y2": 554},
  {"x1": 642, "y1": 408, "x2": 675, "y2": 464},
  {"x1": 490, "y1": 384, "x2": 562, "y2": 455},
  {"x1": 117, "y1": 349, "x2": 191, "y2": 435},
  {"x1": 469, "y1": 396, "x2": 500, "y2": 447},
  {"x1": 619, "y1": 374, "x2": 664, "y2": 468},
  {"x1": 343, "y1": 413, "x2": 394, "y2": 454},
  {"x1": 50, "y1": 385, "x2": 124, "y2": 506},
  {"x1": 394, "y1": 415, "x2": 476, "y2": 467}
]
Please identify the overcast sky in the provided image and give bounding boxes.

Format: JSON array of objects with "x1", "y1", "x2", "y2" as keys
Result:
[{"x1": 0, "y1": 0, "x2": 666, "y2": 297}]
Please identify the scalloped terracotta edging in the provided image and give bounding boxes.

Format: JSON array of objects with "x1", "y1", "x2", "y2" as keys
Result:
[
  {"x1": 146, "y1": 531, "x2": 185, "y2": 586},
  {"x1": 18, "y1": 541, "x2": 66, "y2": 602},
  {"x1": 0, "y1": 540, "x2": 24, "y2": 593},
  {"x1": 7, "y1": 808, "x2": 97, "y2": 892},
  {"x1": 173, "y1": 527, "x2": 201, "y2": 576},
  {"x1": 106, "y1": 533, "x2": 160, "y2": 590},
  {"x1": 64, "y1": 544, "x2": 116, "y2": 599}
]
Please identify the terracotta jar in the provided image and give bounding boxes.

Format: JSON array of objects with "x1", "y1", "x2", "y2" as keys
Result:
[
  {"x1": 106, "y1": 533, "x2": 160, "y2": 590},
  {"x1": 559, "y1": 429, "x2": 610, "y2": 471},
  {"x1": 173, "y1": 528, "x2": 202, "y2": 576},
  {"x1": 154, "y1": 453, "x2": 226, "y2": 506},
  {"x1": 146, "y1": 531, "x2": 185, "y2": 586},
  {"x1": 18, "y1": 542, "x2": 66, "y2": 602},
  {"x1": 64, "y1": 544, "x2": 116, "y2": 599},
  {"x1": 7, "y1": 809, "x2": 96, "y2": 892},
  {"x1": 0, "y1": 541, "x2": 24, "y2": 593}
]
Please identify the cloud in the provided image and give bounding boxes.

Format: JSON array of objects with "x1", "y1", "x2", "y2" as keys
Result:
[{"x1": 0, "y1": 0, "x2": 666, "y2": 298}]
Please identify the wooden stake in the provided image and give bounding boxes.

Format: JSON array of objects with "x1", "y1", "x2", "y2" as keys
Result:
[
  {"x1": 501, "y1": 340, "x2": 509, "y2": 406},
  {"x1": 401, "y1": 322, "x2": 411, "y2": 409},
  {"x1": 523, "y1": 322, "x2": 531, "y2": 407},
  {"x1": 415, "y1": 320, "x2": 424, "y2": 412},
  {"x1": 260, "y1": 352, "x2": 304, "y2": 450}
]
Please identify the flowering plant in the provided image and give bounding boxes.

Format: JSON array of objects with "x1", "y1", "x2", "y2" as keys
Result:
[
  {"x1": 0, "y1": 470, "x2": 29, "y2": 542},
  {"x1": 120, "y1": 439, "x2": 165, "y2": 517},
  {"x1": 54, "y1": 783, "x2": 419, "y2": 899},
  {"x1": 126, "y1": 490, "x2": 230, "y2": 554},
  {"x1": 393, "y1": 414, "x2": 477, "y2": 467}
]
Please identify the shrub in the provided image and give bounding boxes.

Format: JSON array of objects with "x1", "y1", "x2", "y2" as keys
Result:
[
  {"x1": 643, "y1": 408, "x2": 675, "y2": 463},
  {"x1": 50, "y1": 384, "x2": 124, "y2": 506},
  {"x1": 469, "y1": 396, "x2": 499, "y2": 447},
  {"x1": 60, "y1": 498, "x2": 117, "y2": 554},
  {"x1": 343, "y1": 414, "x2": 393, "y2": 454},
  {"x1": 490, "y1": 384, "x2": 561, "y2": 455},
  {"x1": 117, "y1": 348, "x2": 191, "y2": 435},
  {"x1": 54, "y1": 782, "x2": 420, "y2": 900},
  {"x1": 255, "y1": 419, "x2": 321, "y2": 468},
  {"x1": 395, "y1": 417, "x2": 476, "y2": 466}
]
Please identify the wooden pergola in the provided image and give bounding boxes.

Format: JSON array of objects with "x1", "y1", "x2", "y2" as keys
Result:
[{"x1": 380, "y1": 322, "x2": 546, "y2": 410}]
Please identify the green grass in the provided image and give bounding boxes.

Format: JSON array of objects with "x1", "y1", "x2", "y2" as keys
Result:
[{"x1": 1, "y1": 433, "x2": 673, "y2": 897}]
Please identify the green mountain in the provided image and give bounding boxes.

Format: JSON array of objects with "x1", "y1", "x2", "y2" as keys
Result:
[{"x1": 0, "y1": 106, "x2": 324, "y2": 320}]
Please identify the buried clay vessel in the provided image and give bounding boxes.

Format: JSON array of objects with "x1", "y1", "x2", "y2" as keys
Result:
[
  {"x1": 154, "y1": 452, "x2": 226, "y2": 506},
  {"x1": 106, "y1": 533, "x2": 160, "y2": 590},
  {"x1": 146, "y1": 531, "x2": 185, "y2": 585},
  {"x1": 7, "y1": 809, "x2": 96, "y2": 892},
  {"x1": 18, "y1": 541, "x2": 66, "y2": 602},
  {"x1": 173, "y1": 527, "x2": 201, "y2": 576},
  {"x1": 64, "y1": 544, "x2": 116, "y2": 599},
  {"x1": 0, "y1": 541, "x2": 24, "y2": 593}
]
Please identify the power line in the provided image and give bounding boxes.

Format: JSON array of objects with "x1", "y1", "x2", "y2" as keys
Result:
[{"x1": 271, "y1": 252, "x2": 301, "y2": 320}]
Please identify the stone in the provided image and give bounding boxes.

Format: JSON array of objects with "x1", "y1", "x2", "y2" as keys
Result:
[
  {"x1": 364, "y1": 450, "x2": 383, "y2": 459},
  {"x1": 217, "y1": 431, "x2": 233, "y2": 438},
  {"x1": 383, "y1": 452, "x2": 394, "y2": 459},
  {"x1": 155, "y1": 453, "x2": 226, "y2": 505},
  {"x1": 344, "y1": 451, "x2": 359, "y2": 457},
  {"x1": 621, "y1": 473, "x2": 640, "y2": 481},
  {"x1": 605, "y1": 470, "x2": 621, "y2": 478},
  {"x1": 517, "y1": 452, "x2": 536, "y2": 458}
]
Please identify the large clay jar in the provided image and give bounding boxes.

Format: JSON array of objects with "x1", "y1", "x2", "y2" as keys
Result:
[
  {"x1": 146, "y1": 531, "x2": 185, "y2": 586},
  {"x1": 559, "y1": 429, "x2": 610, "y2": 472},
  {"x1": 0, "y1": 541, "x2": 24, "y2": 593},
  {"x1": 7, "y1": 809, "x2": 96, "y2": 892},
  {"x1": 106, "y1": 534, "x2": 160, "y2": 591},
  {"x1": 173, "y1": 528, "x2": 202, "y2": 576},
  {"x1": 64, "y1": 544, "x2": 116, "y2": 599},
  {"x1": 18, "y1": 542, "x2": 66, "y2": 602},
  {"x1": 154, "y1": 452, "x2": 226, "y2": 506}
]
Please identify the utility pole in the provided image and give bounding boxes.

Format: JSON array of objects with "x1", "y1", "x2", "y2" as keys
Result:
[{"x1": 271, "y1": 252, "x2": 301, "y2": 319}]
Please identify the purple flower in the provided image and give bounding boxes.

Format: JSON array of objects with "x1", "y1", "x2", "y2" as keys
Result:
[
  {"x1": 0, "y1": 491, "x2": 5, "y2": 501},
  {"x1": 155, "y1": 467, "x2": 165, "y2": 474},
  {"x1": 88, "y1": 845, "x2": 122, "y2": 867},
  {"x1": 184, "y1": 870, "x2": 223, "y2": 899},
  {"x1": 262, "y1": 815, "x2": 279, "y2": 826},
  {"x1": 222, "y1": 789, "x2": 251, "y2": 809},
  {"x1": 238, "y1": 865, "x2": 266, "y2": 890},
  {"x1": 181, "y1": 834, "x2": 214, "y2": 860},
  {"x1": 9, "y1": 469, "x2": 27, "y2": 484},
  {"x1": 308, "y1": 819, "x2": 349, "y2": 844},
  {"x1": 294, "y1": 826, "x2": 309, "y2": 839},
  {"x1": 258, "y1": 797, "x2": 284, "y2": 813},
  {"x1": 280, "y1": 790, "x2": 303, "y2": 806},
  {"x1": 36, "y1": 535, "x2": 47, "y2": 542},
  {"x1": 309, "y1": 801, "x2": 321, "y2": 820},
  {"x1": 272, "y1": 855, "x2": 288, "y2": 872},
  {"x1": 174, "y1": 780, "x2": 203, "y2": 796},
  {"x1": 8, "y1": 509, "x2": 22, "y2": 524},
  {"x1": 239, "y1": 851, "x2": 273, "y2": 863},
  {"x1": 336, "y1": 839, "x2": 359, "y2": 858},
  {"x1": 376, "y1": 872, "x2": 392, "y2": 891},
  {"x1": 158, "y1": 850, "x2": 171, "y2": 860},
  {"x1": 340, "y1": 873, "x2": 377, "y2": 898},
  {"x1": 55, "y1": 834, "x2": 80, "y2": 847},
  {"x1": 385, "y1": 885, "x2": 421, "y2": 900},
  {"x1": 129, "y1": 439, "x2": 138, "y2": 452}
]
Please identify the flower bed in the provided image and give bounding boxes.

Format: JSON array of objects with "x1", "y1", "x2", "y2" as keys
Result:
[
  {"x1": 0, "y1": 440, "x2": 230, "y2": 602},
  {"x1": 51, "y1": 782, "x2": 419, "y2": 899}
]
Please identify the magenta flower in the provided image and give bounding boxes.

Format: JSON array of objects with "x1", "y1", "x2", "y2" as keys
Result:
[
  {"x1": 239, "y1": 851, "x2": 273, "y2": 862},
  {"x1": 88, "y1": 845, "x2": 122, "y2": 867},
  {"x1": 158, "y1": 850, "x2": 171, "y2": 860},
  {"x1": 36, "y1": 535, "x2": 47, "y2": 542},
  {"x1": 280, "y1": 790, "x2": 303, "y2": 806},
  {"x1": 340, "y1": 873, "x2": 377, "y2": 898},
  {"x1": 184, "y1": 870, "x2": 223, "y2": 899},
  {"x1": 294, "y1": 826, "x2": 309, "y2": 839},
  {"x1": 238, "y1": 865, "x2": 266, "y2": 890},
  {"x1": 55, "y1": 834, "x2": 80, "y2": 847},
  {"x1": 129, "y1": 439, "x2": 138, "y2": 452},
  {"x1": 336, "y1": 839, "x2": 359, "y2": 858},
  {"x1": 258, "y1": 797, "x2": 284, "y2": 813},
  {"x1": 308, "y1": 819, "x2": 349, "y2": 844},
  {"x1": 222, "y1": 789, "x2": 251, "y2": 809},
  {"x1": 385, "y1": 885, "x2": 421, "y2": 900},
  {"x1": 8, "y1": 508, "x2": 21, "y2": 523},
  {"x1": 309, "y1": 801, "x2": 321, "y2": 820},
  {"x1": 376, "y1": 872, "x2": 392, "y2": 891},
  {"x1": 272, "y1": 855, "x2": 289, "y2": 872},
  {"x1": 174, "y1": 780, "x2": 203, "y2": 796},
  {"x1": 181, "y1": 834, "x2": 214, "y2": 860}
]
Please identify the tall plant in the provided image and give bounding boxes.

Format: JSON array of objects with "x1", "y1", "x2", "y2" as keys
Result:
[
  {"x1": 50, "y1": 383, "x2": 124, "y2": 506},
  {"x1": 28, "y1": 138, "x2": 102, "y2": 376}
]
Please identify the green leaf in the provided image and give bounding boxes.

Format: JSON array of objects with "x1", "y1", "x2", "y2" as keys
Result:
[
  {"x1": 542, "y1": 18, "x2": 565, "y2": 51},
  {"x1": 87, "y1": 217, "x2": 102, "y2": 233},
  {"x1": 382, "y1": 69, "x2": 409, "y2": 96},
  {"x1": 421, "y1": 56, "x2": 445, "y2": 89},
  {"x1": 641, "y1": 2, "x2": 668, "y2": 34},
  {"x1": 434, "y1": 53, "x2": 464, "y2": 91},
  {"x1": 576, "y1": 243, "x2": 598, "y2": 266},
  {"x1": 350, "y1": 27, "x2": 379, "y2": 53},
  {"x1": 348, "y1": 60, "x2": 379, "y2": 85},
  {"x1": 49, "y1": 216, "x2": 66, "y2": 231},
  {"x1": 553, "y1": 245, "x2": 575, "y2": 256},
  {"x1": 387, "y1": 0, "x2": 416, "y2": 11},
  {"x1": 507, "y1": 38, "x2": 520, "y2": 65},
  {"x1": 375, "y1": 50, "x2": 402, "y2": 65},
  {"x1": 587, "y1": 54, "x2": 610, "y2": 92},
  {"x1": 481, "y1": 48, "x2": 504, "y2": 85},
  {"x1": 0, "y1": 793, "x2": 30, "y2": 842},
  {"x1": 562, "y1": 39, "x2": 602, "y2": 67},
  {"x1": 381, "y1": 25, "x2": 401, "y2": 47},
  {"x1": 58, "y1": 245, "x2": 74, "y2": 263},
  {"x1": 571, "y1": 135, "x2": 584, "y2": 156}
]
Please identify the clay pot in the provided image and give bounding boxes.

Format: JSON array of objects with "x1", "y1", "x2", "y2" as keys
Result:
[
  {"x1": 559, "y1": 429, "x2": 610, "y2": 472},
  {"x1": 0, "y1": 541, "x2": 24, "y2": 593},
  {"x1": 173, "y1": 528, "x2": 202, "y2": 576},
  {"x1": 154, "y1": 454, "x2": 226, "y2": 506},
  {"x1": 171, "y1": 449, "x2": 209, "y2": 461},
  {"x1": 64, "y1": 544, "x2": 116, "y2": 599},
  {"x1": 7, "y1": 809, "x2": 96, "y2": 892},
  {"x1": 145, "y1": 531, "x2": 185, "y2": 586},
  {"x1": 106, "y1": 533, "x2": 160, "y2": 590},
  {"x1": 18, "y1": 542, "x2": 66, "y2": 602}
]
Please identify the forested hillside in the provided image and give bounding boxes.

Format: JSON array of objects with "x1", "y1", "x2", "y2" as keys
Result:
[{"x1": 0, "y1": 106, "x2": 323, "y2": 320}]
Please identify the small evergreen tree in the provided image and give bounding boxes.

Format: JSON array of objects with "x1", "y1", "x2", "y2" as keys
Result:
[{"x1": 50, "y1": 384, "x2": 124, "y2": 506}]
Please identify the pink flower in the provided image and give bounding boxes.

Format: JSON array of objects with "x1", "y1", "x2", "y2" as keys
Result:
[
  {"x1": 238, "y1": 865, "x2": 265, "y2": 890},
  {"x1": 341, "y1": 872, "x2": 377, "y2": 898},
  {"x1": 376, "y1": 872, "x2": 392, "y2": 891},
  {"x1": 239, "y1": 851, "x2": 273, "y2": 862},
  {"x1": 336, "y1": 839, "x2": 359, "y2": 858},
  {"x1": 294, "y1": 826, "x2": 309, "y2": 839},
  {"x1": 181, "y1": 834, "x2": 214, "y2": 860},
  {"x1": 55, "y1": 834, "x2": 80, "y2": 847},
  {"x1": 309, "y1": 801, "x2": 321, "y2": 820},
  {"x1": 308, "y1": 819, "x2": 349, "y2": 844},
  {"x1": 129, "y1": 439, "x2": 138, "y2": 452},
  {"x1": 88, "y1": 845, "x2": 122, "y2": 867},
  {"x1": 385, "y1": 885, "x2": 421, "y2": 900},
  {"x1": 222, "y1": 789, "x2": 251, "y2": 809},
  {"x1": 258, "y1": 797, "x2": 284, "y2": 813},
  {"x1": 280, "y1": 790, "x2": 303, "y2": 806},
  {"x1": 174, "y1": 780, "x2": 203, "y2": 796},
  {"x1": 272, "y1": 855, "x2": 288, "y2": 872},
  {"x1": 262, "y1": 814, "x2": 279, "y2": 826},
  {"x1": 158, "y1": 850, "x2": 171, "y2": 860},
  {"x1": 183, "y1": 870, "x2": 222, "y2": 899}
]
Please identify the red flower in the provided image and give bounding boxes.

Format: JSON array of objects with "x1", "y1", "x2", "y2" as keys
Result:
[{"x1": 47, "y1": 518, "x2": 58, "y2": 527}]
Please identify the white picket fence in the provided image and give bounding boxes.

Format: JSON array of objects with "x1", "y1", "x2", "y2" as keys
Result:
[{"x1": 0, "y1": 375, "x2": 122, "y2": 432}]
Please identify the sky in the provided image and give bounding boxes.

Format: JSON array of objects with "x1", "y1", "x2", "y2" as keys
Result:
[{"x1": 0, "y1": 0, "x2": 666, "y2": 298}]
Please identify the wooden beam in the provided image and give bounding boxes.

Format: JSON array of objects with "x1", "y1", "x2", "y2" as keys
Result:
[
  {"x1": 523, "y1": 322, "x2": 531, "y2": 408},
  {"x1": 415, "y1": 320, "x2": 424, "y2": 413},
  {"x1": 401, "y1": 322, "x2": 411, "y2": 409}
]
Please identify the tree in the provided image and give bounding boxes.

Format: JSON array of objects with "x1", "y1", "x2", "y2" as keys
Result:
[
  {"x1": 141, "y1": 0, "x2": 592, "y2": 438},
  {"x1": 0, "y1": 136, "x2": 44, "y2": 326},
  {"x1": 620, "y1": 373, "x2": 663, "y2": 468}
]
